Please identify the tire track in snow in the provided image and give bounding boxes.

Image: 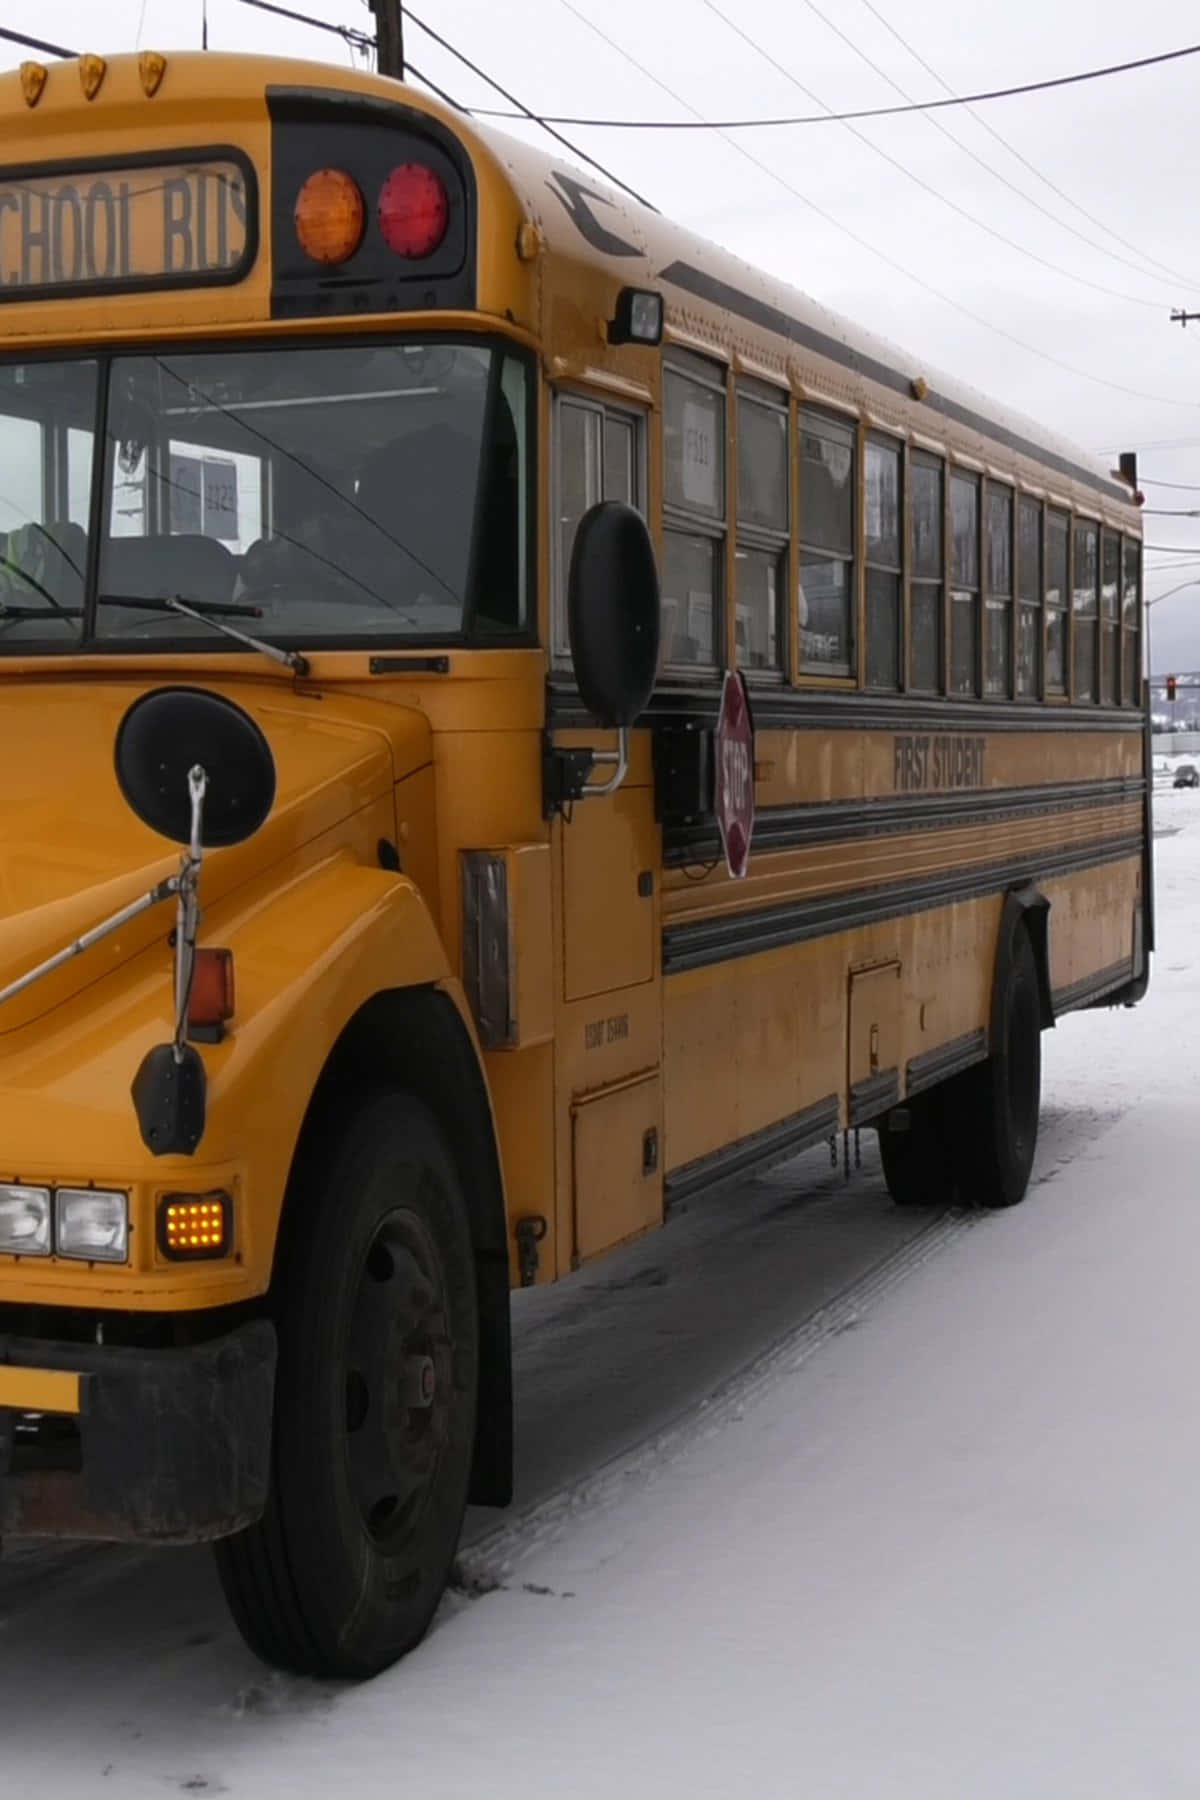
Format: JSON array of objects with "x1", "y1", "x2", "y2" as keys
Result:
[{"x1": 454, "y1": 1206, "x2": 980, "y2": 1591}]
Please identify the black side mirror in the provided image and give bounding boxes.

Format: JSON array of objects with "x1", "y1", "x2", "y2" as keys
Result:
[
  {"x1": 115, "y1": 686, "x2": 276, "y2": 847},
  {"x1": 568, "y1": 502, "x2": 661, "y2": 727}
]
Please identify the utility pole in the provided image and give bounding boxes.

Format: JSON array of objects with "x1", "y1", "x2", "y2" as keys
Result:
[
  {"x1": 1171, "y1": 308, "x2": 1200, "y2": 329},
  {"x1": 370, "y1": 0, "x2": 404, "y2": 79}
]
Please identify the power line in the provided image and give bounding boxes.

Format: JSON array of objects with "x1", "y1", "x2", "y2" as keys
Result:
[
  {"x1": 551, "y1": 0, "x2": 1200, "y2": 414},
  {"x1": 853, "y1": 0, "x2": 1200, "y2": 293},
  {"x1": 472, "y1": 39, "x2": 1200, "y2": 130},
  {"x1": 235, "y1": 0, "x2": 372, "y2": 53},
  {"x1": 229, "y1": 0, "x2": 656, "y2": 210},
  {"x1": 1143, "y1": 509, "x2": 1200, "y2": 517},
  {"x1": 1142, "y1": 477, "x2": 1200, "y2": 492},
  {"x1": 400, "y1": 6, "x2": 656, "y2": 210},
  {"x1": 698, "y1": 0, "x2": 1168, "y2": 314},
  {"x1": 0, "y1": 25, "x2": 75, "y2": 57}
]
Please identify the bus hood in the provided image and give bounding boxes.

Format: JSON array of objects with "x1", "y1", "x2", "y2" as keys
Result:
[{"x1": 0, "y1": 679, "x2": 428, "y2": 1034}]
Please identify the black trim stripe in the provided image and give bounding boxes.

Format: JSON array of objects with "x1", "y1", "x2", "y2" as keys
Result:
[
  {"x1": 849, "y1": 1069, "x2": 900, "y2": 1126},
  {"x1": 1052, "y1": 959, "x2": 1133, "y2": 1015},
  {"x1": 906, "y1": 1029, "x2": 988, "y2": 1095},
  {"x1": 663, "y1": 832, "x2": 1143, "y2": 974},
  {"x1": 546, "y1": 677, "x2": 1146, "y2": 736},
  {"x1": 664, "y1": 1093, "x2": 840, "y2": 1209},
  {"x1": 659, "y1": 260, "x2": 1130, "y2": 507},
  {"x1": 665, "y1": 776, "x2": 1145, "y2": 867}
]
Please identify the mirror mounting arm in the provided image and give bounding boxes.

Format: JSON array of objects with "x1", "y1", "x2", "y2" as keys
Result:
[
  {"x1": 171, "y1": 765, "x2": 207, "y2": 1063},
  {"x1": 542, "y1": 726, "x2": 631, "y2": 819}
]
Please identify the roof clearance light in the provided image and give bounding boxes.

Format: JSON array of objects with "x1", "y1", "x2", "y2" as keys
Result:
[
  {"x1": 608, "y1": 287, "x2": 664, "y2": 347},
  {"x1": 295, "y1": 168, "x2": 366, "y2": 266},
  {"x1": 378, "y1": 164, "x2": 449, "y2": 260}
]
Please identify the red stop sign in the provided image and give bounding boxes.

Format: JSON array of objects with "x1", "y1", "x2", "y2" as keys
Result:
[{"x1": 714, "y1": 670, "x2": 755, "y2": 879}]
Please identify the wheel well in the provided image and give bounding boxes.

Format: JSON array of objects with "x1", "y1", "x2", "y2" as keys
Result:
[
  {"x1": 996, "y1": 885, "x2": 1054, "y2": 1034},
  {"x1": 275, "y1": 985, "x2": 513, "y2": 1509}
]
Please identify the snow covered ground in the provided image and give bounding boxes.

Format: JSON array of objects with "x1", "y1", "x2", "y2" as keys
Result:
[{"x1": 4, "y1": 794, "x2": 1199, "y2": 1798}]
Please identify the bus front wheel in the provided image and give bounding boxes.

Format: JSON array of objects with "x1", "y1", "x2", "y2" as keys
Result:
[
  {"x1": 951, "y1": 925, "x2": 1042, "y2": 1209},
  {"x1": 215, "y1": 1091, "x2": 478, "y2": 1678}
]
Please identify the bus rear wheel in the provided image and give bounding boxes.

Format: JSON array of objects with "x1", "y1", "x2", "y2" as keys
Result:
[
  {"x1": 214, "y1": 1091, "x2": 478, "y2": 1679},
  {"x1": 877, "y1": 1091, "x2": 957, "y2": 1208},
  {"x1": 950, "y1": 925, "x2": 1042, "y2": 1209}
]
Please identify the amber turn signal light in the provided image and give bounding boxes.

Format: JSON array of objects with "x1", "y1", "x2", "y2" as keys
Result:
[
  {"x1": 157, "y1": 1191, "x2": 232, "y2": 1261},
  {"x1": 294, "y1": 168, "x2": 365, "y2": 265}
]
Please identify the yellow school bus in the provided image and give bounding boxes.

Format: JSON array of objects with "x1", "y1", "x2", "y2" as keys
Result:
[{"x1": 0, "y1": 48, "x2": 1149, "y2": 1676}]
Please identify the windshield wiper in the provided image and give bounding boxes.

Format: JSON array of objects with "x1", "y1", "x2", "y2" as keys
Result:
[
  {"x1": 0, "y1": 601, "x2": 81, "y2": 621},
  {"x1": 97, "y1": 593, "x2": 311, "y2": 677}
]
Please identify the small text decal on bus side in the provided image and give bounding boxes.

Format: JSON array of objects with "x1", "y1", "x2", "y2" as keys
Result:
[{"x1": 893, "y1": 734, "x2": 986, "y2": 792}]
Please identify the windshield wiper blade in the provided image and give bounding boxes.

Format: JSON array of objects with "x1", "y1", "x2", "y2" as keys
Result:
[
  {"x1": 0, "y1": 602, "x2": 82, "y2": 621},
  {"x1": 97, "y1": 593, "x2": 311, "y2": 677},
  {"x1": 98, "y1": 593, "x2": 263, "y2": 619}
]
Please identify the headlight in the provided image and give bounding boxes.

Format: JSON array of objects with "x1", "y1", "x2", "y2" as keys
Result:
[
  {"x1": 54, "y1": 1188, "x2": 129, "y2": 1264},
  {"x1": 0, "y1": 1185, "x2": 51, "y2": 1256}
]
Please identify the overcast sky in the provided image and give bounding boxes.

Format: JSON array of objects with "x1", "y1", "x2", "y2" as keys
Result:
[{"x1": 7, "y1": 0, "x2": 1200, "y2": 669}]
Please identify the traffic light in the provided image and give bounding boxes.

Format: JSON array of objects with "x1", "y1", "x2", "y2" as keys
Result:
[{"x1": 1167, "y1": 675, "x2": 1178, "y2": 701}]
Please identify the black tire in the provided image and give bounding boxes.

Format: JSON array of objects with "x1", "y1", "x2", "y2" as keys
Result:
[
  {"x1": 214, "y1": 1091, "x2": 478, "y2": 1678},
  {"x1": 950, "y1": 925, "x2": 1042, "y2": 1209},
  {"x1": 877, "y1": 1089, "x2": 957, "y2": 1208}
]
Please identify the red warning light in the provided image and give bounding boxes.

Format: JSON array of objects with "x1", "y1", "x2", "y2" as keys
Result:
[{"x1": 377, "y1": 164, "x2": 449, "y2": 260}]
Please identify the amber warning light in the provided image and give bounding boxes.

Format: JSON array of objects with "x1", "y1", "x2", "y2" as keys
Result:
[
  {"x1": 157, "y1": 1191, "x2": 231, "y2": 1261},
  {"x1": 295, "y1": 164, "x2": 449, "y2": 266}
]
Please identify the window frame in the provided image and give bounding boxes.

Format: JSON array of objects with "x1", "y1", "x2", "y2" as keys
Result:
[
  {"x1": 1120, "y1": 534, "x2": 1142, "y2": 708},
  {"x1": 983, "y1": 479, "x2": 1014, "y2": 700},
  {"x1": 552, "y1": 387, "x2": 647, "y2": 662},
  {"x1": 797, "y1": 403, "x2": 857, "y2": 679},
  {"x1": 1072, "y1": 516, "x2": 1100, "y2": 705},
  {"x1": 1044, "y1": 505, "x2": 1070, "y2": 698},
  {"x1": 864, "y1": 431, "x2": 903, "y2": 692},
  {"x1": 734, "y1": 376, "x2": 789, "y2": 681},
  {"x1": 907, "y1": 447, "x2": 944, "y2": 696},
  {"x1": 948, "y1": 465, "x2": 981, "y2": 699},
  {"x1": 1015, "y1": 492, "x2": 1042, "y2": 700},
  {"x1": 661, "y1": 348, "x2": 728, "y2": 674}
]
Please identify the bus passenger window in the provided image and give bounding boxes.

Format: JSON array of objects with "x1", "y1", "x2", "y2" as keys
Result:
[
  {"x1": 1100, "y1": 531, "x2": 1120, "y2": 706},
  {"x1": 909, "y1": 453, "x2": 943, "y2": 693},
  {"x1": 798, "y1": 408, "x2": 854, "y2": 674},
  {"x1": 663, "y1": 354, "x2": 726, "y2": 667},
  {"x1": 949, "y1": 471, "x2": 979, "y2": 697},
  {"x1": 554, "y1": 394, "x2": 643, "y2": 657},
  {"x1": 1045, "y1": 508, "x2": 1069, "y2": 693},
  {"x1": 865, "y1": 435, "x2": 901, "y2": 690},
  {"x1": 1016, "y1": 497, "x2": 1041, "y2": 698},
  {"x1": 1073, "y1": 521, "x2": 1099, "y2": 703},
  {"x1": 735, "y1": 382, "x2": 788, "y2": 674},
  {"x1": 1121, "y1": 537, "x2": 1141, "y2": 705},
  {"x1": 984, "y1": 484, "x2": 1013, "y2": 698}
]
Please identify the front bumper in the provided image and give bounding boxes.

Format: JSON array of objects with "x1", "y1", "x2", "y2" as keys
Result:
[{"x1": 0, "y1": 1320, "x2": 276, "y2": 1545}]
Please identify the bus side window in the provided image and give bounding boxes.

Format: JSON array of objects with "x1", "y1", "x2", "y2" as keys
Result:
[
  {"x1": 1073, "y1": 520, "x2": 1099, "y2": 704},
  {"x1": 865, "y1": 433, "x2": 902, "y2": 691},
  {"x1": 984, "y1": 482, "x2": 1013, "y2": 698},
  {"x1": 909, "y1": 452, "x2": 943, "y2": 693},
  {"x1": 1016, "y1": 496, "x2": 1042, "y2": 699},
  {"x1": 662, "y1": 350, "x2": 726, "y2": 670},
  {"x1": 949, "y1": 470, "x2": 980, "y2": 698},
  {"x1": 553, "y1": 393, "x2": 644, "y2": 660},
  {"x1": 734, "y1": 379, "x2": 788, "y2": 677}
]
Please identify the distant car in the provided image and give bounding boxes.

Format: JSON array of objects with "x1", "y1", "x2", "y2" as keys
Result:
[{"x1": 1174, "y1": 764, "x2": 1199, "y2": 788}]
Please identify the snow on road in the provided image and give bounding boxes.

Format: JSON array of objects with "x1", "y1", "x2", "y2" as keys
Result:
[{"x1": 4, "y1": 794, "x2": 1199, "y2": 1798}]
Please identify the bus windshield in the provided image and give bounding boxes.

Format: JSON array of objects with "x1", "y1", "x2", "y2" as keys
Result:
[{"x1": 0, "y1": 339, "x2": 528, "y2": 650}]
